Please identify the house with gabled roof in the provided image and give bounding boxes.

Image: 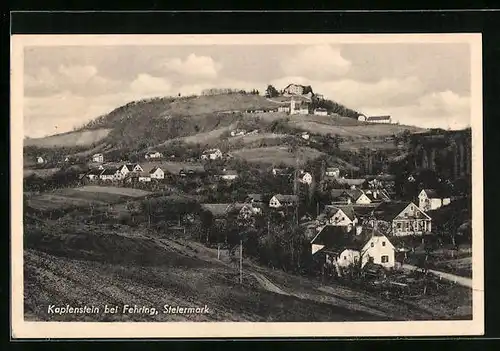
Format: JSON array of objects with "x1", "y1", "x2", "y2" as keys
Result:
[
  {"x1": 331, "y1": 189, "x2": 371, "y2": 205},
  {"x1": 310, "y1": 225, "x2": 396, "y2": 269},
  {"x1": 325, "y1": 167, "x2": 340, "y2": 178},
  {"x1": 373, "y1": 201, "x2": 432, "y2": 236},
  {"x1": 297, "y1": 170, "x2": 313, "y2": 185},
  {"x1": 418, "y1": 188, "x2": 451, "y2": 211},
  {"x1": 200, "y1": 148, "x2": 223, "y2": 160},
  {"x1": 99, "y1": 168, "x2": 120, "y2": 181},
  {"x1": 145, "y1": 151, "x2": 163, "y2": 160},
  {"x1": 366, "y1": 115, "x2": 392, "y2": 124},
  {"x1": 269, "y1": 194, "x2": 299, "y2": 208},
  {"x1": 323, "y1": 205, "x2": 359, "y2": 227},
  {"x1": 219, "y1": 169, "x2": 238, "y2": 181}
]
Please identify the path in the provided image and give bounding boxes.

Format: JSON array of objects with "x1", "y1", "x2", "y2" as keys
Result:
[
  {"x1": 250, "y1": 272, "x2": 290, "y2": 296},
  {"x1": 402, "y1": 264, "x2": 472, "y2": 288}
]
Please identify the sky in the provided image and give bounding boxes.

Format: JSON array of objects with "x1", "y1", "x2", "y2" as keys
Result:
[{"x1": 23, "y1": 43, "x2": 471, "y2": 138}]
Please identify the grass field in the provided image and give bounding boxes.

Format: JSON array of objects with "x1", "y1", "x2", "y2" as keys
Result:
[
  {"x1": 24, "y1": 128, "x2": 112, "y2": 148},
  {"x1": 23, "y1": 168, "x2": 61, "y2": 179},
  {"x1": 74, "y1": 185, "x2": 151, "y2": 197},
  {"x1": 232, "y1": 146, "x2": 325, "y2": 166}
]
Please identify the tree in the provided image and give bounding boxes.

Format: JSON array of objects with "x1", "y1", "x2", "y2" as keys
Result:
[{"x1": 265, "y1": 85, "x2": 280, "y2": 98}]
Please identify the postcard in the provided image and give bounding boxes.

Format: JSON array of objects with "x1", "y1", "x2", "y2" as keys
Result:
[{"x1": 11, "y1": 33, "x2": 484, "y2": 338}]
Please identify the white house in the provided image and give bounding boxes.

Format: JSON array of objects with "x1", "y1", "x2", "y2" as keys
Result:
[
  {"x1": 201, "y1": 148, "x2": 223, "y2": 160},
  {"x1": 301, "y1": 132, "x2": 310, "y2": 140},
  {"x1": 278, "y1": 106, "x2": 290, "y2": 113},
  {"x1": 283, "y1": 83, "x2": 305, "y2": 96},
  {"x1": 357, "y1": 114, "x2": 367, "y2": 122},
  {"x1": 313, "y1": 108, "x2": 328, "y2": 116},
  {"x1": 325, "y1": 167, "x2": 340, "y2": 178},
  {"x1": 310, "y1": 225, "x2": 396, "y2": 269},
  {"x1": 36, "y1": 156, "x2": 45, "y2": 164},
  {"x1": 220, "y1": 169, "x2": 238, "y2": 181},
  {"x1": 118, "y1": 164, "x2": 143, "y2": 178},
  {"x1": 149, "y1": 166, "x2": 165, "y2": 180},
  {"x1": 324, "y1": 205, "x2": 358, "y2": 227},
  {"x1": 331, "y1": 189, "x2": 371, "y2": 205},
  {"x1": 290, "y1": 99, "x2": 310, "y2": 115},
  {"x1": 230, "y1": 129, "x2": 246, "y2": 137},
  {"x1": 269, "y1": 194, "x2": 299, "y2": 208},
  {"x1": 145, "y1": 151, "x2": 163, "y2": 159},
  {"x1": 99, "y1": 168, "x2": 119, "y2": 181},
  {"x1": 366, "y1": 115, "x2": 392, "y2": 124},
  {"x1": 373, "y1": 201, "x2": 432, "y2": 236},
  {"x1": 298, "y1": 171, "x2": 313, "y2": 185},
  {"x1": 92, "y1": 153, "x2": 104, "y2": 163},
  {"x1": 418, "y1": 189, "x2": 451, "y2": 211}
]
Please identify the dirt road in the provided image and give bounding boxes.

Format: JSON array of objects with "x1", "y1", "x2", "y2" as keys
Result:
[{"x1": 402, "y1": 264, "x2": 473, "y2": 288}]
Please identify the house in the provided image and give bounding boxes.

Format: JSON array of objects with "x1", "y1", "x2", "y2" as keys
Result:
[
  {"x1": 145, "y1": 151, "x2": 163, "y2": 159},
  {"x1": 311, "y1": 225, "x2": 396, "y2": 269},
  {"x1": 297, "y1": 171, "x2": 313, "y2": 185},
  {"x1": 418, "y1": 189, "x2": 451, "y2": 211},
  {"x1": 335, "y1": 178, "x2": 367, "y2": 189},
  {"x1": 366, "y1": 115, "x2": 392, "y2": 124},
  {"x1": 85, "y1": 169, "x2": 104, "y2": 181},
  {"x1": 149, "y1": 166, "x2": 165, "y2": 180},
  {"x1": 301, "y1": 132, "x2": 310, "y2": 140},
  {"x1": 219, "y1": 169, "x2": 238, "y2": 181},
  {"x1": 92, "y1": 153, "x2": 104, "y2": 163},
  {"x1": 100, "y1": 168, "x2": 119, "y2": 181},
  {"x1": 271, "y1": 167, "x2": 291, "y2": 177},
  {"x1": 278, "y1": 106, "x2": 290, "y2": 113},
  {"x1": 232, "y1": 203, "x2": 263, "y2": 219},
  {"x1": 201, "y1": 148, "x2": 223, "y2": 160},
  {"x1": 137, "y1": 171, "x2": 152, "y2": 182},
  {"x1": 313, "y1": 108, "x2": 328, "y2": 116},
  {"x1": 373, "y1": 201, "x2": 432, "y2": 236},
  {"x1": 290, "y1": 99, "x2": 309, "y2": 115},
  {"x1": 269, "y1": 194, "x2": 299, "y2": 208},
  {"x1": 36, "y1": 156, "x2": 45, "y2": 164},
  {"x1": 283, "y1": 83, "x2": 305, "y2": 96},
  {"x1": 357, "y1": 114, "x2": 367, "y2": 122},
  {"x1": 230, "y1": 129, "x2": 247, "y2": 137},
  {"x1": 324, "y1": 205, "x2": 358, "y2": 226},
  {"x1": 364, "y1": 189, "x2": 387, "y2": 202},
  {"x1": 325, "y1": 167, "x2": 340, "y2": 178},
  {"x1": 246, "y1": 193, "x2": 264, "y2": 204},
  {"x1": 117, "y1": 164, "x2": 143, "y2": 177},
  {"x1": 331, "y1": 189, "x2": 371, "y2": 205}
]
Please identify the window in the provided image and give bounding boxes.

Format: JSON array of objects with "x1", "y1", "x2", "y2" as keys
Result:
[
  {"x1": 371, "y1": 242, "x2": 374, "y2": 247},
  {"x1": 382, "y1": 241, "x2": 386, "y2": 246},
  {"x1": 344, "y1": 256, "x2": 347, "y2": 260},
  {"x1": 381, "y1": 255, "x2": 389, "y2": 263}
]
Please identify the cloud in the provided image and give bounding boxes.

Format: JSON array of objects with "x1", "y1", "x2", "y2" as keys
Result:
[
  {"x1": 25, "y1": 64, "x2": 120, "y2": 97},
  {"x1": 161, "y1": 53, "x2": 221, "y2": 79},
  {"x1": 281, "y1": 45, "x2": 352, "y2": 79},
  {"x1": 129, "y1": 74, "x2": 173, "y2": 98}
]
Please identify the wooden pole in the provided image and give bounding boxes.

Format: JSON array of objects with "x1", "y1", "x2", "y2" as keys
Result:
[
  {"x1": 217, "y1": 243, "x2": 220, "y2": 260},
  {"x1": 239, "y1": 239, "x2": 243, "y2": 284}
]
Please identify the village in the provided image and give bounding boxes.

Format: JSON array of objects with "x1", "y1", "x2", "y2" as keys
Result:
[{"x1": 27, "y1": 83, "x2": 472, "y2": 302}]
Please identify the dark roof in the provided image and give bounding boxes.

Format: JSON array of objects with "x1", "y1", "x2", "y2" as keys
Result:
[
  {"x1": 101, "y1": 168, "x2": 118, "y2": 175},
  {"x1": 420, "y1": 188, "x2": 441, "y2": 198},
  {"x1": 124, "y1": 164, "x2": 138, "y2": 171},
  {"x1": 367, "y1": 115, "x2": 391, "y2": 121},
  {"x1": 274, "y1": 194, "x2": 299, "y2": 203},
  {"x1": 247, "y1": 193, "x2": 263, "y2": 202},
  {"x1": 324, "y1": 205, "x2": 357, "y2": 221},
  {"x1": 311, "y1": 226, "x2": 385, "y2": 254},
  {"x1": 149, "y1": 166, "x2": 162, "y2": 174},
  {"x1": 201, "y1": 203, "x2": 233, "y2": 217},
  {"x1": 352, "y1": 205, "x2": 379, "y2": 217},
  {"x1": 372, "y1": 201, "x2": 413, "y2": 221},
  {"x1": 336, "y1": 178, "x2": 367, "y2": 187},
  {"x1": 87, "y1": 169, "x2": 103, "y2": 176},
  {"x1": 326, "y1": 167, "x2": 340, "y2": 172},
  {"x1": 344, "y1": 189, "x2": 364, "y2": 200}
]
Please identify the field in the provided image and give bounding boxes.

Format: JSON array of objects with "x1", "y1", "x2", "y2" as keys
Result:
[
  {"x1": 24, "y1": 128, "x2": 112, "y2": 148},
  {"x1": 338, "y1": 139, "x2": 401, "y2": 152},
  {"x1": 232, "y1": 146, "x2": 325, "y2": 166},
  {"x1": 24, "y1": 168, "x2": 61, "y2": 179},
  {"x1": 25, "y1": 186, "x2": 152, "y2": 211}
]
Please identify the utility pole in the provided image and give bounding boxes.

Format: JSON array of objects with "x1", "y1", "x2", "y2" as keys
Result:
[{"x1": 239, "y1": 239, "x2": 243, "y2": 284}]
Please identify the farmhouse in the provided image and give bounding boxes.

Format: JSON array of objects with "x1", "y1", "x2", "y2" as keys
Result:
[
  {"x1": 325, "y1": 167, "x2": 340, "y2": 178},
  {"x1": 366, "y1": 115, "x2": 392, "y2": 124},
  {"x1": 201, "y1": 148, "x2": 223, "y2": 160},
  {"x1": 117, "y1": 164, "x2": 143, "y2": 177},
  {"x1": 92, "y1": 153, "x2": 104, "y2": 163},
  {"x1": 145, "y1": 151, "x2": 163, "y2": 159},
  {"x1": 373, "y1": 201, "x2": 432, "y2": 236},
  {"x1": 313, "y1": 108, "x2": 328, "y2": 116},
  {"x1": 311, "y1": 226, "x2": 396, "y2": 269},
  {"x1": 219, "y1": 169, "x2": 238, "y2": 181},
  {"x1": 324, "y1": 205, "x2": 359, "y2": 227},
  {"x1": 418, "y1": 188, "x2": 451, "y2": 211},
  {"x1": 297, "y1": 171, "x2": 313, "y2": 185},
  {"x1": 269, "y1": 194, "x2": 299, "y2": 209}
]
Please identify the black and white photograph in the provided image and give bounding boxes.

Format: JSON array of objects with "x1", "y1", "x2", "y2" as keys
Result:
[{"x1": 11, "y1": 34, "x2": 484, "y2": 338}]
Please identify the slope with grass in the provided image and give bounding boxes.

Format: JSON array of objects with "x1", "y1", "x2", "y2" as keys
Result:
[
  {"x1": 232, "y1": 146, "x2": 325, "y2": 166},
  {"x1": 24, "y1": 129, "x2": 112, "y2": 148}
]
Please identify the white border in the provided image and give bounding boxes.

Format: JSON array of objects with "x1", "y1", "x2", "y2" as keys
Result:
[{"x1": 10, "y1": 33, "x2": 484, "y2": 339}]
